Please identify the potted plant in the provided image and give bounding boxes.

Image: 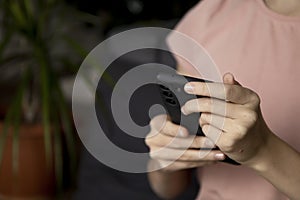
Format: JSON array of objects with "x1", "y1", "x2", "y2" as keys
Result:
[{"x1": 0, "y1": 0, "x2": 100, "y2": 198}]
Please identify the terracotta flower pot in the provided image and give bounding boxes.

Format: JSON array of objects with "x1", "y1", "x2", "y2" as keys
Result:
[{"x1": 0, "y1": 123, "x2": 56, "y2": 199}]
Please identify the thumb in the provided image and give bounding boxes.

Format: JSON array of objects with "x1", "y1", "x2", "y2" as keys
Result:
[{"x1": 223, "y1": 72, "x2": 241, "y2": 86}]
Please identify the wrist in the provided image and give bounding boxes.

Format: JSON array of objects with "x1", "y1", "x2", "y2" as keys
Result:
[{"x1": 244, "y1": 127, "x2": 275, "y2": 173}]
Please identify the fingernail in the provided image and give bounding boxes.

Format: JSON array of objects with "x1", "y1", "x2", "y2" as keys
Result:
[
  {"x1": 184, "y1": 83, "x2": 194, "y2": 93},
  {"x1": 181, "y1": 106, "x2": 188, "y2": 115},
  {"x1": 178, "y1": 128, "x2": 188, "y2": 137},
  {"x1": 215, "y1": 153, "x2": 225, "y2": 160}
]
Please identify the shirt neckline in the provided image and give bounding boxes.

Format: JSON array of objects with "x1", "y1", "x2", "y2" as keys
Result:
[{"x1": 255, "y1": 0, "x2": 300, "y2": 22}]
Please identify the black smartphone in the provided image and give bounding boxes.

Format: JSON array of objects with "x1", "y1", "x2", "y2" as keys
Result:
[
  {"x1": 156, "y1": 72, "x2": 209, "y2": 136},
  {"x1": 156, "y1": 72, "x2": 239, "y2": 165}
]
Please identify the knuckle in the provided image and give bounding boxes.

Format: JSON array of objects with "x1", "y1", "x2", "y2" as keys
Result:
[
  {"x1": 149, "y1": 117, "x2": 159, "y2": 130},
  {"x1": 145, "y1": 133, "x2": 166, "y2": 148},
  {"x1": 148, "y1": 142, "x2": 157, "y2": 150},
  {"x1": 202, "y1": 98, "x2": 211, "y2": 108},
  {"x1": 247, "y1": 110, "x2": 258, "y2": 124},
  {"x1": 199, "y1": 113, "x2": 208, "y2": 126},
  {"x1": 145, "y1": 133, "x2": 156, "y2": 146},
  {"x1": 164, "y1": 121, "x2": 179, "y2": 136},
  {"x1": 205, "y1": 113, "x2": 212, "y2": 122},
  {"x1": 149, "y1": 147, "x2": 163, "y2": 159},
  {"x1": 202, "y1": 124, "x2": 209, "y2": 134},
  {"x1": 150, "y1": 114, "x2": 167, "y2": 130},
  {"x1": 198, "y1": 117, "x2": 204, "y2": 126},
  {"x1": 161, "y1": 121, "x2": 170, "y2": 134},
  {"x1": 195, "y1": 82, "x2": 205, "y2": 94},
  {"x1": 146, "y1": 139, "x2": 157, "y2": 148},
  {"x1": 149, "y1": 150, "x2": 157, "y2": 159},
  {"x1": 149, "y1": 120, "x2": 155, "y2": 130},
  {"x1": 200, "y1": 113, "x2": 207, "y2": 120},
  {"x1": 149, "y1": 149, "x2": 159, "y2": 160},
  {"x1": 249, "y1": 92, "x2": 261, "y2": 106},
  {"x1": 145, "y1": 137, "x2": 151, "y2": 146},
  {"x1": 235, "y1": 124, "x2": 248, "y2": 136},
  {"x1": 240, "y1": 109, "x2": 258, "y2": 126}
]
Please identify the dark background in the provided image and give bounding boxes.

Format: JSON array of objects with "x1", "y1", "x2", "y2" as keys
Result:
[
  {"x1": 70, "y1": 0, "x2": 202, "y2": 199},
  {"x1": 0, "y1": 0, "x2": 201, "y2": 199},
  {"x1": 66, "y1": 0, "x2": 199, "y2": 34}
]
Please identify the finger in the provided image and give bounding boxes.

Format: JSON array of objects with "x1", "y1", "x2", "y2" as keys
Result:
[
  {"x1": 182, "y1": 97, "x2": 244, "y2": 118},
  {"x1": 199, "y1": 113, "x2": 234, "y2": 133},
  {"x1": 150, "y1": 115, "x2": 189, "y2": 137},
  {"x1": 200, "y1": 112, "x2": 257, "y2": 136},
  {"x1": 157, "y1": 159, "x2": 216, "y2": 171},
  {"x1": 150, "y1": 147, "x2": 225, "y2": 162},
  {"x1": 184, "y1": 82, "x2": 257, "y2": 105},
  {"x1": 146, "y1": 134, "x2": 215, "y2": 149},
  {"x1": 223, "y1": 73, "x2": 241, "y2": 86},
  {"x1": 201, "y1": 124, "x2": 244, "y2": 153},
  {"x1": 199, "y1": 113, "x2": 238, "y2": 133},
  {"x1": 201, "y1": 124, "x2": 224, "y2": 143}
]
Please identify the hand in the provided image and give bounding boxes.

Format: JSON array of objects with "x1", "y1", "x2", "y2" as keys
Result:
[
  {"x1": 145, "y1": 115, "x2": 226, "y2": 172},
  {"x1": 181, "y1": 73, "x2": 271, "y2": 164}
]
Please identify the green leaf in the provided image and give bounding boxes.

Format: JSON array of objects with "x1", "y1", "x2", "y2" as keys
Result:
[
  {"x1": 61, "y1": 35, "x2": 115, "y2": 87},
  {"x1": 48, "y1": 59, "x2": 77, "y2": 181},
  {"x1": 35, "y1": 44, "x2": 53, "y2": 169},
  {"x1": 11, "y1": 69, "x2": 29, "y2": 175},
  {"x1": 0, "y1": 69, "x2": 29, "y2": 175},
  {"x1": 52, "y1": 110, "x2": 63, "y2": 195},
  {"x1": 24, "y1": 0, "x2": 34, "y2": 19},
  {"x1": 9, "y1": 1, "x2": 27, "y2": 28}
]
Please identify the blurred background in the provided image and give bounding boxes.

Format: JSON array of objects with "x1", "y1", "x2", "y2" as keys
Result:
[{"x1": 0, "y1": 0, "x2": 200, "y2": 199}]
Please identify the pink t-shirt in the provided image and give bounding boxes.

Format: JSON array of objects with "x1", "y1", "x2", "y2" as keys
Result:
[{"x1": 167, "y1": 0, "x2": 300, "y2": 199}]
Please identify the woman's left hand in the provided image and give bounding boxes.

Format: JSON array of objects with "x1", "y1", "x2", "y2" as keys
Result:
[{"x1": 181, "y1": 73, "x2": 271, "y2": 164}]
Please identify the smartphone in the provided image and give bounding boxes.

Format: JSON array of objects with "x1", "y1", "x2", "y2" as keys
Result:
[
  {"x1": 156, "y1": 72, "x2": 209, "y2": 136},
  {"x1": 156, "y1": 72, "x2": 240, "y2": 165}
]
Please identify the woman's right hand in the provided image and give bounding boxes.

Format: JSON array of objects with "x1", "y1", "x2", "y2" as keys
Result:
[{"x1": 145, "y1": 114, "x2": 226, "y2": 172}]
